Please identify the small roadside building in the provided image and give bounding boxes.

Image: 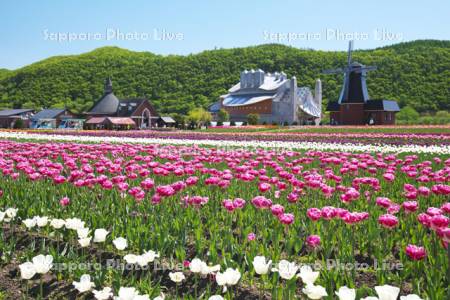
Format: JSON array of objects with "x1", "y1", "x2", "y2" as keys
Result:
[
  {"x1": 85, "y1": 78, "x2": 158, "y2": 129},
  {"x1": 0, "y1": 109, "x2": 34, "y2": 128},
  {"x1": 157, "y1": 116, "x2": 176, "y2": 128},
  {"x1": 30, "y1": 108, "x2": 78, "y2": 129}
]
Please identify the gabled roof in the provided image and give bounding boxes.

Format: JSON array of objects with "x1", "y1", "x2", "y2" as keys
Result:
[
  {"x1": 85, "y1": 117, "x2": 106, "y2": 124},
  {"x1": 106, "y1": 117, "x2": 135, "y2": 125},
  {"x1": 159, "y1": 116, "x2": 176, "y2": 123},
  {"x1": 0, "y1": 109, "x2": 34, "y2": 117},
  {"x1": 364, "y1": 100, "x2": 400, "y2": 112},
  {"x1": 31, "y1": 109, "x2": 65, "y2": 120},
  {"x1": 117, "y1": 99, "x2": 146, "y2": 117}
]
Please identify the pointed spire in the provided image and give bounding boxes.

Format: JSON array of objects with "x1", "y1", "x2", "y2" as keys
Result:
[{"x1": 104, "y1": 77, "x2": 113, "y2": 94}]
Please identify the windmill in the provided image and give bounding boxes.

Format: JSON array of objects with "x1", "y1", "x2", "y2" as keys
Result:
[{"x1": 323, "y1": 41, "x2": 377, "y2": 104}]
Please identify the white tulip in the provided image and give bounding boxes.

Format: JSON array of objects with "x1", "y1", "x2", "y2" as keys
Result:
[
  {"x1": 50, "y1": 218, "x2": 65, "y2": 229},
  {"x1": 374, "y1": 285, "x2": 400, "y2": 300},
  {"x1": 23, "y1": 218, "x2": 37, "y2": 229},
  {"x1": 302, "y1": 284, "x2": 328, "y2": 299},
  {"x1": 78, "y1": 237, "x2": 92, "y2": 247},
  {"x1": 93, "y1": 229, "x2": 109, "y2": 243},
  {"x1": 114, "y1": 287, "x2": 139, "y2": 300},
  {"x1": 208, "y1": 296, "x2": 224, "y2": 300},
  {"x1": 36, "y1": 216, "x2": 49, "y2": 227},
  {"x1": 189, "y1": 258, "x2": 205, "y2": 273},
  {"x1": 335, "y1": 286, "x2": 356, "y2": 300},
  {"x1": 252, "y1": 256, "x2": 272, "y2": 275},
  {"x1": 272, "y1": 260, "x2": 298, "y2": 280},
  {"x1": 113, "y1": 237, "x2": 127, "y2": 250},
  {"x1": 64, "y1": 218, "x2": 85, "y2": 230},
  {"x1": 201, "y1": 263, "x2": 221, "y2": 276},
  {"x1": 216, "y1": 268, "x2": 241, "y2": 291},
  {"x1": 0, "y1": 211, "x2": 5, "y2": 222},
  {"x1": 297, "y1": 265, "x2": 319, "y2": 285},
  {"x1": 19, "y1": 261, "x2": 36, "y2": 280},
  {"x1": 400, "y1": 295, "x2": 423, "y2": 300},
  {"x1": 77, "y1": 227, "x2": 90, "y2": 239},
  {"x1": 93, "y1": 287, "x2": 113, "y2": 300},
  {"x1": 73, "y1": 274, "x2": 95, "y2": 293},
  {"x1": 31, "y1": 254, "x2": 53, "y2": 274},
  {"x1": 361, "y1": 297, "x2": 379, "y2": 300},
  {"x1": 124, "y1": 254, "x2": 138, "y2": 264},
  {"x1": 140, "y1": 250, "x2": 159, "y2": 263},
  {"x1": 5, "y1": 208, "x2": 18, "y2": 219},
  {"x1": 169, "y1": 272, "x2": 185, "y2": 283}
]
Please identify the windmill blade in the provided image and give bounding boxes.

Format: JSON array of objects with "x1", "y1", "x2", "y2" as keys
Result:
[
  {"x1": 347, "y1": 40, "x2": 354, "y2": 66},
  {"x1": 322, "y1": 68, "x2": 344, "y2": 74}
]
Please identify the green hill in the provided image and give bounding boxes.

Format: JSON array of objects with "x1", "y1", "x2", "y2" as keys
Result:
[{"x1": 0, "y1": 40, "x2": 448, "y2": 115}]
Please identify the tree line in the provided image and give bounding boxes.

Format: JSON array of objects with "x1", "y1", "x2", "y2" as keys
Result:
[{"x1": 0, "y1": 40, "x2": 448, "y2": 118}]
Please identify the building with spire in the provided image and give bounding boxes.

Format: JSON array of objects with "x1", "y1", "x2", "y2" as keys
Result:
[
  {"x1": 210, "y1": 69, "x2": 322, "y2": 125},
  {"x1": 85, "y1": 78, "x2": 158, "y2": 129}
]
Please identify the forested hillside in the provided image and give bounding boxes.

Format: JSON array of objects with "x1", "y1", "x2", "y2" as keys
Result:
[{"x1": 0, "y1": 40, "x2": 448, "y2": 115}]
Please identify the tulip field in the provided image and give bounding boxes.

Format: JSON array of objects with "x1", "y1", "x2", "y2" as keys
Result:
[{"x1": 0, "y1": 129, "x2": 449, "y2": 300}]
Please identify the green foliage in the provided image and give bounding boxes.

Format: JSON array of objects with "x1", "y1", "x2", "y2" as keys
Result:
[
  {"x1": 247, "y1": 113, "x2": 259, "y2": 125},
  {"x1": 13, "y1": 118, "x2": 24, "y2": 129},
  {"x1": 187, "y1": 107, "x2": 212, "y2": 127},
  {"x1": 217, "y1": 109, "x2": 229, "y2": 122},
  {"x1": 0, "y1": 40, "x2": 448, "y2": 114},
  {"x1": 397, "y1": 106, "x2": 420, "y2": 123}
]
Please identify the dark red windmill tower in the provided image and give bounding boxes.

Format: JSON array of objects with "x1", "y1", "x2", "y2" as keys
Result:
[{"x1": 324, "y1": 41, "x2": 400, "y2": 125}]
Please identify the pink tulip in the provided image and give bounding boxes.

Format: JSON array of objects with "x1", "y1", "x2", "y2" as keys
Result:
[
  {"x1": 140, "y1": 178, "x2": 155, "y2": 190},
  {"x1": 403, "y1": 201, "x2": 419, "y2": 213},
  {"x1": 321, "y1": 206, "x2": 337, "y2": 220},
  {"x1": 247, "y1": 232, "x2": 256, "y2": 241},
  {"x1": 278, "y1": 213, "x2": 294, "y2": 225},
  {"x1": 375, "y1": 197, "x2": 392, "y2": 209},
  {"x1": 232, "y1": 198, "x2": 246, "y2": 209},
  {"x1": 440, "y1": 202, "x2": 450, "y2": 214},
  {"x1": 417, "y1": 213, "x2": 431, "y2": 227},
  {"x1": 306, "y1": 235, "x2": 321, "y2": 248},
  {"x1": 59, "y1": 197, "x2": 70, "y2": 207},
  {"x1": 270, "y1": 204, "x2": 285, "y2": 216},
  {"x1": 307, "y1": 208, "x2": 322, "y2": 221},
  {"x1": 430, "y1": 215, "x2": 449, "y2": 230},
  {"x1": 378, "y1": 214, "x2": 399, "y2": 228},
  {"x1": 405, "y1": 244, "x2": 426, "y2": 260},
  {"x1": 258, "y1": 182, "x2": 271, "y2": 193}
]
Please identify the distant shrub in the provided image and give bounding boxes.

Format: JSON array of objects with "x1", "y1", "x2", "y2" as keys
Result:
[
  {"x1": 247, "y1": 114, "x2": 259, "y2": 125},
  {"x1": 13, "y1": 119, "x2": 25, "y2": 129}
]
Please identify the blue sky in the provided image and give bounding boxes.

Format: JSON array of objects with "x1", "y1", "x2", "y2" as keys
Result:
[{"x1": 0, "y1": 0, "x2": 448, "y2": 69}]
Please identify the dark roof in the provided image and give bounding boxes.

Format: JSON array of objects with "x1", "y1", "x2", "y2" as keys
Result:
[
  {"x1": 0, "y1": 109, "x2": 34, "y2": 117},
  {"x1": 208, "y1": 101, "x2": 221, "y2": 113},
  {"x1": 31, "y1": 109, "x2": 65, "y2": 120},
  {"x1": 87, "y1": 92, "x2": 120, "y2": 115},
  {"x1": 117, "y1": 99, "x2": 146, "y2": 117},
  {"x1": 159, "y1": 116, "x2": 176, "y2": 123},
  {"x1": 364, "y1": 100, "x2": 400, "y2": 112},
  {"x1": 326, "y1": 101, "x2": 340, "y2": 111}
]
